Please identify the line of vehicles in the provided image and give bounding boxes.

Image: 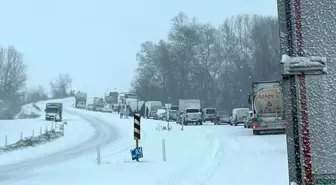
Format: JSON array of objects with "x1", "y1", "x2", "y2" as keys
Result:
[{"x1": 67, "y1": 80, "x2": 285, "y2": 135}]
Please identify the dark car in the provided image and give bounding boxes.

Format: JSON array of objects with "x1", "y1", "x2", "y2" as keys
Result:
[{"x1": 215, "y1": 111, "x2": 231, "y2": 125}]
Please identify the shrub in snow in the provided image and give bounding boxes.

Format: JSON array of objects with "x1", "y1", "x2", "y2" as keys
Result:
[{"x1": 0, "y1": 123, "x2": 65, "y2": 154}]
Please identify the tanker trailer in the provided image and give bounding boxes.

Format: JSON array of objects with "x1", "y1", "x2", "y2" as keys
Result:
[{"x1": 248, "y1": 81, "x2": 286, "y2": 135}]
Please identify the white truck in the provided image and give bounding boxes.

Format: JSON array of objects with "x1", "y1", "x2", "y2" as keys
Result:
[
  {"x1": 248, "y1": 81, "x2": 286, "y2": 135},
  {"x1": 126, "y1": 98, "x2": 140, "y2": 116},
  {"x1": 118, "y1": 92, "x2": 138, "y2": 116},
  {"x1": 145, "y1": 101, "x2": 162, "y2": 118},
  {"x1": 129, "y1": 100, "x2": 145, "y2": 116},
  {"x1": 105, "y1": 92, "x2": 118, "y2": 105},
  {"x1": 277, "y1": 0, "x2": 334, "y2": 184},
  {"x1": 75, "y1": 92, "x2": 87, "y2": 108},
  {"x1": 178, "y1": 99, "x2": 202, "y2": 125}
]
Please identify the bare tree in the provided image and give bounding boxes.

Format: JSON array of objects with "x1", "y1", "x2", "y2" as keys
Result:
[
  {"x1": 0, "y1": 46, "x2": 27, "y2": 101},
  {"x1": 50, "y1": 73, "x2": 72, "y2": 98},
  {"x1": 132, "y1": 13, "x2": 280, "y2": 111}
]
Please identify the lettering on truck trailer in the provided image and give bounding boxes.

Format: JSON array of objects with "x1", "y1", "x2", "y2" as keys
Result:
[{"x1": 257, "y1": 94, "x2": 275, "y2": 99}]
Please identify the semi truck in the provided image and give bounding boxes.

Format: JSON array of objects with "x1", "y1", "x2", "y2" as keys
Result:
[
  {"x1": 105, "y1": 92, "x2": 118, "y2": 104},
  {"x1": 277, "y1": 0, "x2": 334, "y2": 184},
  {"x1": 248, "y1": 81, "x2": 286, "y2": 135},
  {"x1": 177, "y1": 99, "x2": 202, "y2": 125},
  {"x1": 45, "y1": 102, "x2": 63, "y2": 121},
  {"x1": 75, "y1": 92, "x2": 87, "y2": 108}
]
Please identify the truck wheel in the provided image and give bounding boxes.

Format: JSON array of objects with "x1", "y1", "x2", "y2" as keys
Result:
[
  {"x1": 234, "y1": 122, "x2": 238, "y2": 126},
  {"x1": 244, "y1": 124, "x2": 246, "y2": 128},
  {"x1": 199, "y1": 121, "x2": 203, "y2": 125}
]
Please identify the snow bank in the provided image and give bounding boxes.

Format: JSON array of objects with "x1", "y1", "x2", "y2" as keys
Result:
[{"x1": 15, "y1": 103, "x2": 41, "y2": 119}]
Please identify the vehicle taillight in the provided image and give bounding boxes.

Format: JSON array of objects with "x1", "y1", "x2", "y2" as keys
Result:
[
  {"x1": 253, "y1": 125, "x2": 260, "y2": 129},
  {"x1": 282, "y1": 124, "x2": 286, "y2": 128}
]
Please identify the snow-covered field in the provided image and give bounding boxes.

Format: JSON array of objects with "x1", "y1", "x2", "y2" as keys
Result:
[{"x1": 0, "y1": 98, "x2": 289, "y2": 185}]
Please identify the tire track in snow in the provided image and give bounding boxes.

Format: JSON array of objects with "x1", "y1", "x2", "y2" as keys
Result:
[
  {"x1": 0, "y1": 107, "x2": 121, "y2": 182},
  {"x1": 155, "y1": 127, "x2": 228, "y2": 185}
]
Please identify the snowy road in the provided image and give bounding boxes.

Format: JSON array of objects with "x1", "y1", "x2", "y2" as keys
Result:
[
  {"x1": 201, "y1": 126, "x2": 288, "y2": 185},
  {"x1": 9, "y1": 116, "x2": 289, "y2": 185},
  {"x1": 0, "y1": 106, "x2": 119, "y2": 182},
  {"x1": 1, "y1": 98, "x2": 289, "y2": 185}
]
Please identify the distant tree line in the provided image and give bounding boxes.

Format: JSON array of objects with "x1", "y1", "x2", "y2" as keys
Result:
[
  {"x1": 131, "y1": 12, "x2": 280, "y2": 111},
  {"x1": 25, "y1": 73, "x2": 73, "y2": 103}
]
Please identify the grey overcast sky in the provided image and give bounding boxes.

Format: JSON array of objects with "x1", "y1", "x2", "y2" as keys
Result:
[{"x1": 0, "y1": 0, "x2": 277, "y2": 97}]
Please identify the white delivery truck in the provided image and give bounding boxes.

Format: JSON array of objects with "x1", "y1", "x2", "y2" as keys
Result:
[
  {"x1": 248, "y1": 81, "x2": 286, "y2": 135},
  {"x1": 277, "y1": 0, "x2": 333, "y2": 184},
  {"x1": 126, "y1": 98, "x2": 139, "y2": 116},
  {"x1": 178, "y1": 99, "x2": 202, "y2": 125},
  {"x1": 145, "y1": 101, "x2": 162, "y2": 118}
]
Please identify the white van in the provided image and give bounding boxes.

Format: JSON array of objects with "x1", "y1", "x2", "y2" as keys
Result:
[{"x1": 230, "y1": 108, "x2": 250, "y2": 126}]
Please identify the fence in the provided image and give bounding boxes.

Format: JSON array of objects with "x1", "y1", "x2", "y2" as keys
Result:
[{"x1": 0, "y1": 121, "x2": 66, "y2": 154}]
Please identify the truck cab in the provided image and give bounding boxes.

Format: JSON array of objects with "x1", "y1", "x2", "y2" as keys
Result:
[
  {"x1": 45, "y1": 103, "x2": 63, "y2": 121},
  {"x1": 45, "y1": 106, "x2": 61, "y2": 121}
]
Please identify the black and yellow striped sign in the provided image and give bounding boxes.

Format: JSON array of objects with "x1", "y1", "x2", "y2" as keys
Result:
[{"x1": 134, "y1": 114, "x2": 141, "y2": 140}]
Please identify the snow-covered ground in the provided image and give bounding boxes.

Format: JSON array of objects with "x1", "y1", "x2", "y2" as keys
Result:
[
  {"x1": 0, "y1": 112, "x2": 94, "y2": 166},
  {"x1": 3, "y1": 101, "x2": 289, "y2": 185},
  {"x1": 0, "y1": 98, "x2": 95, "y2": 166}
]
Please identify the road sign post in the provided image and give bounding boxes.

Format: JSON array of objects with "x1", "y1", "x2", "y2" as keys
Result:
[
  {"x1": 133, "y1": 114, "x2": 141, "y2": 161},
  {"x1": 165, "y1": 104, "x2": 172, "y2": 131}
]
